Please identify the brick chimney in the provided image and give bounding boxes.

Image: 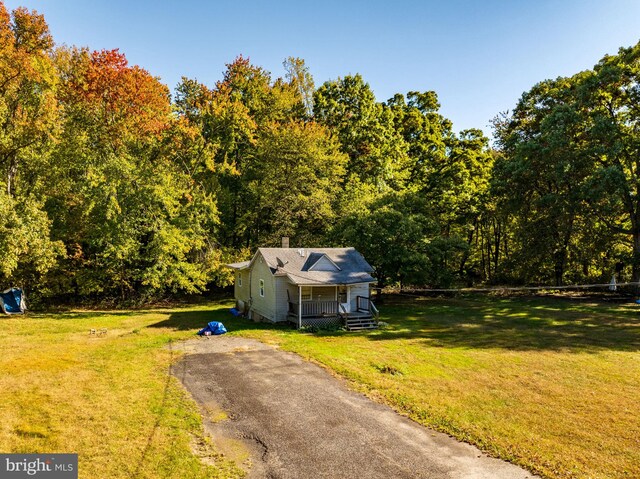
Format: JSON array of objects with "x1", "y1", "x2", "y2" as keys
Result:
[{"x1": 281, "y1": 236, "x2": 290, "y2": 248}]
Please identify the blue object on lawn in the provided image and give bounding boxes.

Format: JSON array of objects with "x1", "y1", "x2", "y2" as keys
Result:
[
  {"x1": 635, "y1": 299, "x2": 640, "y2": 305},
  {"x1": 0, "y1": 287, "x2": 25, "y2": 314},
  {"x1": 197, "y1": 321, "x2": 227, "y2": 336},
  {"x1": 230, "y1": 308, "x2": 241, "y2": 316}
]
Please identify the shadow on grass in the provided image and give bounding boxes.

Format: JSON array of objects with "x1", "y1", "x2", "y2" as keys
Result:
[
  {"x1": 370, "y1": 296, "x2": 640, "y2": 352},
  {"x1": 27, "y1": 310, "x2": 158, "y2": 321},
  {"x1": 147, "y1": 296, "x2": 640, "y2": 352},
  {"x1": 148, "y1": 309, "x2": 294, "y2": 333}
]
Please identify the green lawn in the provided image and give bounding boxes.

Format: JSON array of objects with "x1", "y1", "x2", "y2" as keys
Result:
[
  {"x1": 1, "y1": 296, "x2": 638, "y2": 478},
  {"x1": 0, "y1": 305, "x2": 244, "y2": 479},
  {"x1": 234, "y1": 295, "x2": 640, "y2": 479}
]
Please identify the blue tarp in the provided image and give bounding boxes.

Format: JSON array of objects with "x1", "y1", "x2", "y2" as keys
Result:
[
  {"x1": 0, "y1": 287, "x2": 24, "y2": 314},
  {"x1": 197, "y1": 321, "x2": 227, "y2": 336}
]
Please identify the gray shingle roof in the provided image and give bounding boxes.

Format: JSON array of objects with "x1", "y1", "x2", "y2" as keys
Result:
[{"x1": 257, "y1": 247, "x2": 375, "y2": 285}]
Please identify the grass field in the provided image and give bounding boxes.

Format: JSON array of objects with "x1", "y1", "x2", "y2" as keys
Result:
[
  {"x1": 238, "y1": 295, "x2": 640, "y2": 479},
  {"x1": 0, "y1": 305, "x2": 245, "y2": 479},
  {"x1": 1, "y1": 295, "x2": 638, "y2": 478}
]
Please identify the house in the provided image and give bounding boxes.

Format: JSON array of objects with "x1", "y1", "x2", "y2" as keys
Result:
[{"x1": 227, "y1": 245, "x2": 379, "y2": 330}]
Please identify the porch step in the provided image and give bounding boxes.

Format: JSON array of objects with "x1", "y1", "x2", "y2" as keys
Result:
[{"x1": 345, "y1": 317, "x2": 378, "y2": 331}]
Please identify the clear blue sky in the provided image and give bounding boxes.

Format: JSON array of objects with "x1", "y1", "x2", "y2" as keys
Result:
[{"x1": 4, "y1": 0, "x2": 640, "y2": 136}]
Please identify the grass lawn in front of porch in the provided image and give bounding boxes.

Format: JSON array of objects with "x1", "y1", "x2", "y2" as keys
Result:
[
  {"x1": 235, "y1": 295, "x2": 640, "y2": 479},
  {"x1": 1, "y1": 296, "x2": 638, "y2": 479}
]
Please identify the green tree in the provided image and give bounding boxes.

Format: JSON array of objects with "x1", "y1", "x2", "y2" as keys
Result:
[
  {"x1": 332, "y1": 190, "x2": 469, "y2": 288},
  {"x1": 386, "y1": 91, "x2": 453, "y2": 188},
  {"x1": 314, "y1": 74, "x2": 409, "y2": 188},
  {"x1": 492, "y1": 78, "x2": 591, "y2": 285},
  {"x1": 493, "y1": 43, "x2": 640, "y2": 284},
  {"x1": 283, "y1": 56, "x2": 315, "y2": 118},
  {"x1": 386, "y1": 92, "x2": 494, "y2": 284},
  {"x1": 0, "y1": 4, "x2": 63, "y2": 288},
  {"x1": 176, "y1": 56, "x2": 317, "y2": 250},
  {"x1": 577, "y1": 42, "x2": 640, "y2": 280},
  {"x1": 49, "y1": 47, "x2": 219, "y2": 299},
  {"x1": 246, "y1": 120, "x2": 347, "y2": 246}
]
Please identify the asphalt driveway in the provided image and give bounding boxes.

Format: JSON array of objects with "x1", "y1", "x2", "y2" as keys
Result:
[{"x1": 173, "y1": 336, "x2": 537, "y2": 479}]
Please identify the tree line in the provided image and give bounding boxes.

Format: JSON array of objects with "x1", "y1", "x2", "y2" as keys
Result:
[{"x1": 1, "y1": 3, "x2": 639, "y2": 302}]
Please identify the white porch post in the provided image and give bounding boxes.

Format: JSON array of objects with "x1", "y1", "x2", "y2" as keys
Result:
[
  {"x1": 298, "y1": 285, "x2": 302, "y2": 329},
  {"x1": 346, "y1": 286, "x2": 351, "y2": 312}
]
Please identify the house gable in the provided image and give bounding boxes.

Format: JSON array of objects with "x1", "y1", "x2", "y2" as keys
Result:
[
  {"x1": 309, "y1": 255, "x2": 340, "y2": 272},
  {"x1": 302, "y1": 253, "x2": 341, "y2": 272}
]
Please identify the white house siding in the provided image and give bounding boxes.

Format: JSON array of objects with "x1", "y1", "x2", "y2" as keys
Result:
[
  {"x1": 250, "y1": 253, "x2": 277, "y2": 321},
  {"x1": 274, "y1": 276, "x2": 291, "y2": 322},
  {"x1": 349, "y1": 283, "x2": 371, "y2": 310},
  {"x1": 235, "y1": 270, "x2": 251, "y2": 303}
]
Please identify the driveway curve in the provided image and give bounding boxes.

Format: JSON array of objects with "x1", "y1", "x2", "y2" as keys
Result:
[{"x1": 173, "y1": 336, "x2": 537, "y2": 479}]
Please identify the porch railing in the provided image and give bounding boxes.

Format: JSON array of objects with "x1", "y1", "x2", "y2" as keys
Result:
[
  {"x1": 356, "y1": 295, "x2": 380, "y2": 320},
  {"x1": 289, "y1": 296, "x2": 379, "y2": 321},
  {"x1": 289, "y1": 300, "x2": 339, "y2": 317}
]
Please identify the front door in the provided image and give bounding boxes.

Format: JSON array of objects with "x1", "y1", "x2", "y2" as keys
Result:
[{"x1": 338, "y1": 285, "x2": 350, "y2": 313}]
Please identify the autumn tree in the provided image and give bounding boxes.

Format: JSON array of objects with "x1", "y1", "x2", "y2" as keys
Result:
[
  {"x1": 0, "y1": 3, "x2": 63, "y2": 288},
  {"x1": 50, "y1": 47, "x2": 219, "y2": 299}
]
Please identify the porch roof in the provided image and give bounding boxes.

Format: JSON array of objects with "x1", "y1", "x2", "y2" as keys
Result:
[
  {"x1": 282, "y1": 270, "x2": 375, "y2": 285},
  {"x1": 227, "y1": 260, "x2": 250, "y2": 270}
]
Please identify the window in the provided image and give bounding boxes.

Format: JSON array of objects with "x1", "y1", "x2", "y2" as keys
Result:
[
  {"x1": 238, "y1": 273, "x2": 242, "y2": 287},
  {"x1": 301, "y1": 286, "x2": 312, "y2": 301},
  {"x1": 259, "y1": 279, "x2": 265, "y2": 297},
  {"x1": 338, "y1": 285, "x2": 347, "y2": 303}
]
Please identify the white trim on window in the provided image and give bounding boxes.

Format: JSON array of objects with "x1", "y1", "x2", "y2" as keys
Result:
[{"x1": 259, "y1": 279, "x2": 265, "y2": 297}]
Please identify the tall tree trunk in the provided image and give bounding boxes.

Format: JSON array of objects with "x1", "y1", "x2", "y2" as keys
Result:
[
  {"x1": 630, "y1": 203, "x2": 640, "y2": 284},
  {"x1": 492, "y1": 218, "x2": 501, "y2": 277},
  {"x1": 554, "y1": 252, "x2": 566, "y2": 287},
  {"x1": 7, "y1": 158, "x2": 17, "y2": 197},
  {"x1": 633, "y1": 231, "x2": 640, "y2": 283},
  {"x1": 458, "y1": 225, "x2": 475, "y2": 277},
  {"x1": 553, "y1": 213, "x2": 574, "y2": 286}
]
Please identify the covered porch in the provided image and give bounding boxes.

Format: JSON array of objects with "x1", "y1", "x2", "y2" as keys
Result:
[{"x1": 287, "y1": 284, "x2": 379, "y2": 330}]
